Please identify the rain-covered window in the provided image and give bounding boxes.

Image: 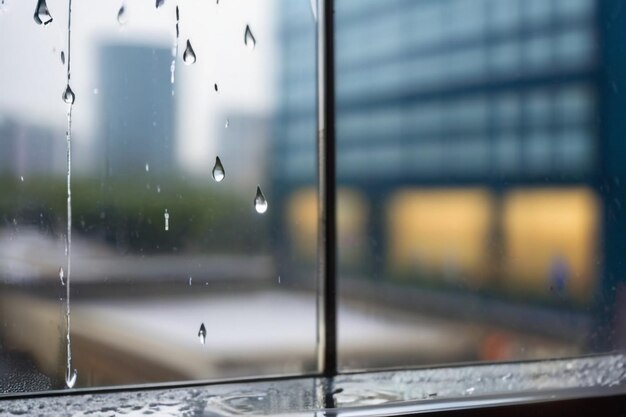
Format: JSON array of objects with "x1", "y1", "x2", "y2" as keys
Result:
[
  {"x1": 1, "y1": 0, "x2": 318, "y2": 391},
  {"x1": 1, "y1": 0, "x2": 626, "y2": 403}
]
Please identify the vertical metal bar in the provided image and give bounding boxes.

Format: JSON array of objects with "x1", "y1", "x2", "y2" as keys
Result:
[{"x1": 316, "y1": 0, "x2": 337, "y2": 377}]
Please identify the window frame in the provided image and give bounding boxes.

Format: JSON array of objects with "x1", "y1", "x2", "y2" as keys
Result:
[{"x1": 1, "y1": 1, "x2": 625, "y2": 415}]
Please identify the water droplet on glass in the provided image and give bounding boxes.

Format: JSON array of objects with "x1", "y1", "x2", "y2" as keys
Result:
[
  {"x1": 225, "y1": 118, "x2": 230, "y2": 129},
  {"x1": 164, "y1": 209, "x2": 169, "y2": 231},
  {"x1": 183, "y1": 40, "x2": 196, "y2": 65},
  {"x1": 254, "y1": 186, "x2": 268, "y2": 214},
  {"x1": 59, "y1": 266, "x2": 65, "y2": 286},
  {"x1": 156, "y1": 0, "x2": 165, "y2": 8},
  {"x1": 60, "y1": 51, "x2": 65, "y2": 65},
  {"x1": 20, "y1": 176, "x2": 24, "y2": 182},
  {"x1": 65, "y1": 369, "x2": 77, "y2": 388},
  {"x1": 34, "y1": 0, "x2": 53, "y2": 25},
  {"x1": 145, "y1": 163, "x2": 150, "y2": 172},
  {"x1": 157, "y1": 185, "x2": 161, "y2": 193},
  {"x1": 212, "y1": 157, "x2": 225, "y2": 182},
  {"x1": 244, "y1": 25, "x2": 256, "y2": 50},
  {"x1": 62, "y1": 84, "x2": 75, "y2": 104},
  {"x1": 117, "y1": 4, "x2": 127, "y2": 25},
  {"x1": 198, "y1": 323, "x2": 206, "y2": 345}
]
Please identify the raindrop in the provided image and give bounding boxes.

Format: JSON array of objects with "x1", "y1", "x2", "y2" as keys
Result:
[
  {"x1": 157, "y1": 185, "x2": 161, "y2": 193},
  {"x1": 117, "y1": 4, "x2": 127, "y2": 25},
  {"x1": 183, "y1": 40, "x2": 196, "y2": 65},
  {"x1": 244, "y1": 25, "x2": 256, "y2": 50},
  {"x1": 225, "y1": 118, "x2": 230, "y2": 129},
  {"x1": 92, "y1": 88, "x2": 99, "y2": 95},
  {"x1": 156, "y1": 0, "x2": 165, "y2": 8},
  {"x1": 188, "y1": 276, "x2": 192, "y2": 286},
  {"x1": 34, "y1": 0, "x2": 53, "y2": 25},
  {"x1": 20, "y1": 176, "x2": 24, "y2": 182},
  {"x1": 278, "y1": 275, "x2": 281, "y2": 284},
  {"x1": 65, "y1": 369, "x2": 77, "y2": 389},
  {"x1": 254, "y1": 186, "x2": 268, "y2": 214},
  {"x1": 198, "y1": 323, "x2": 207, "y2": 345},
  {"x1": 60, "y1": 51, "x2": 65, "y2": 65},
  {"x1": 164, "y1": 209, "x2": 169, "y2": 231},
  {"x1": 62, "y1": 84, "x2": 75, "y2": 104},
  {"x1": 214, "y1": 83, "x2": 219, "y2": 93},
  {"x1": 212, "y1": 157, "x2": 225, "y2": 182},
  {"x1": 59, "y1": 266, "x2": 65, "y2": 286},
  {"x1": 145, "y1": 163, "x2": 150, "y2": 172}
]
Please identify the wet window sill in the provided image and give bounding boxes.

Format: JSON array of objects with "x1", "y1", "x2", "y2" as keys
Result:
[{"x1": 1, "y1": 354, "x2": 625, "y2": 416}]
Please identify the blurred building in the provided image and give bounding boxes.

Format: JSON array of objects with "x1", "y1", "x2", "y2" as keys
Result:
[
  {"x1": 0, "y1": 117, "x2": 64, "y2": 177},
  {"x1": 275, "y1": 0, "x2": 626, "y2": 346},
  {"x1": 99, "y1": 44, "x2": 175, "y2": 178}
]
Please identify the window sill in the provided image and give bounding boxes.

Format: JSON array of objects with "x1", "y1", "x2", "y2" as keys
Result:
[{"x1": 1, "y1": 354, "x2": 624, "y2": 416}]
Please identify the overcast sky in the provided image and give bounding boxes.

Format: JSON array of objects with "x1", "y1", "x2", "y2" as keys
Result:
[{"x1": 0, "y1": 0, "x2": 278, "y2": 177}]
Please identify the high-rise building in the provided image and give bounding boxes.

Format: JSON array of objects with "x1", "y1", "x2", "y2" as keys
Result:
[{"x1": 99, "y1": 44, "x2": 175, "y2": 178}]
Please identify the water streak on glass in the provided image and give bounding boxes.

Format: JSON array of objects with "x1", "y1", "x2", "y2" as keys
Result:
[
  {"x1": 170, "y1": 5, "x2": 179, "y2": 90},
  {"x1": 64, "y1": 0, "x2": 75, "y2": 389}
]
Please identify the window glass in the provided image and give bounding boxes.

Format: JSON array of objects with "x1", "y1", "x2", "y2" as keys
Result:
[
  {"x1": 335, "y1": 0, "x2": 621, "y2": 370},
  {"x1": 0, "y1": 0, "x2": 319, "y2": 392}
]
